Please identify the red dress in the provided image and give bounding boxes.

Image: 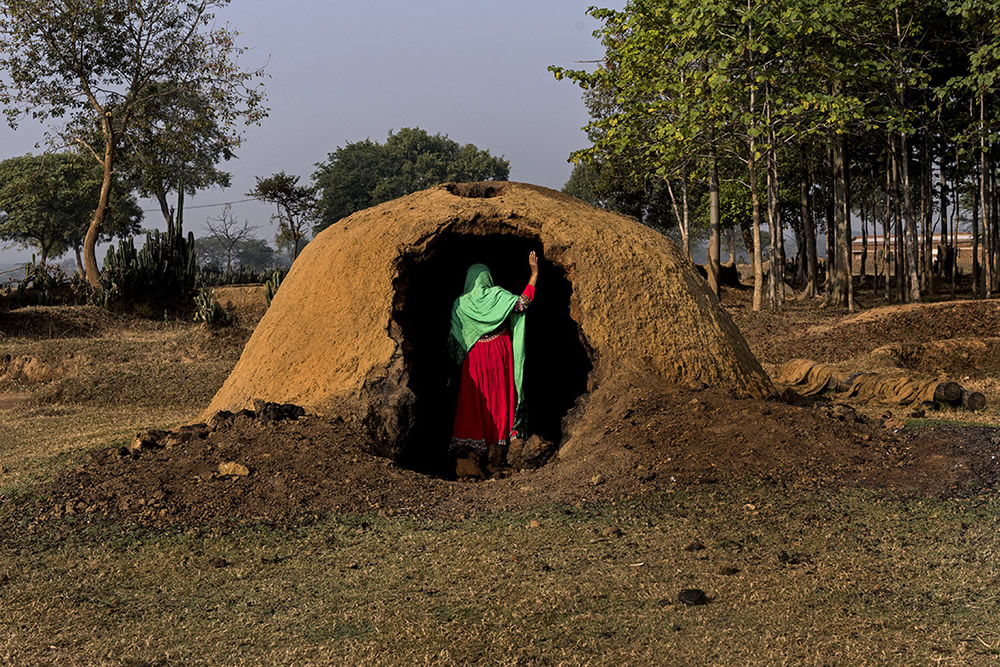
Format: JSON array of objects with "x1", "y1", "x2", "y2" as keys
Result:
[{"x1": 451, "y1": 284, "x2": 534, "y2": 455}]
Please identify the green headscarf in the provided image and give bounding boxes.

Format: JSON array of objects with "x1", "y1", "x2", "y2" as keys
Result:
[{"x1": 450, "y1": 263, "x2": 527, "y2": 414}]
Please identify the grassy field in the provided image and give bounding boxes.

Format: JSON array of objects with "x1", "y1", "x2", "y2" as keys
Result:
[
  {"x1": 4, "y1": 486, "x2": 1000, "y2": 664},
  {"x1": 3, "y1": 307, "x2": 1000, "y2": 664}
]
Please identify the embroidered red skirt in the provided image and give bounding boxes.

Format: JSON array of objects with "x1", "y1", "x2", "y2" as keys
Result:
[{"x1": 450, "y1": 329, "x2": 517, "y2": 455}]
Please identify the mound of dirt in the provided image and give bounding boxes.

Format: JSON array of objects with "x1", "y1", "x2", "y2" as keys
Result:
[
  {"x1": 29, "y1": 381, "x2": 1000, "y2": 531},
  {"x1": 874, "y1": 338, "x2": 1000, "y2": 376},
  {"x1": 748, "y1": 299, "x2": 1000, "y2": 366},
  {"x1": 211, "y1": 285, "x2": 268, "y2": 325},
  {"x1": 0, "y1": 305, "x2": 121, "y2": 340},
  {"x1": 0, "y1": 352, "x2": 85, "y2": 386},
  {"x1": 205, "y1": 182, "x2": 772, "y2": 464}
]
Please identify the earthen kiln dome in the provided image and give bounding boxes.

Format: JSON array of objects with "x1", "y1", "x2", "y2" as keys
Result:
[{"x1": 204, "y1": 182, "x2": 772, "y2": 460}]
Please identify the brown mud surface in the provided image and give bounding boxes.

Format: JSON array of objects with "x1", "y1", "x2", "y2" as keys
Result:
[{"x1": 31, "y1": 378, "x2": 1000, "y2": 531}]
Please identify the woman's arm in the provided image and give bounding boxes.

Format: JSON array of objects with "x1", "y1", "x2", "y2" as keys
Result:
[{"x1": 514, "y1": 251, "x2": 539, "y2": 312}]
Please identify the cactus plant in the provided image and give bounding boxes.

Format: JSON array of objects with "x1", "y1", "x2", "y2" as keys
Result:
[
  {"x1": 264, "y1": 269, "x2": 283, "y2": 307},
  {"x1": 99, "y1": 223, "x2": 198, "y2": 313}
]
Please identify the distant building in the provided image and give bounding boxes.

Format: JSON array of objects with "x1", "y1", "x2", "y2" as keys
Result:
[{"x1": 850, "y1": 233, "x2": 977, "y2": 275}]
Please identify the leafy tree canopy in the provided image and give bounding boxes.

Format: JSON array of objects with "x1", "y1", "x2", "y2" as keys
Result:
[
  {"x1": 312, "y1": 127, "x2": 510, "y2": 233},
  {"x1": 0, "y1": 152, "x2": 141, "y2": 265},
  {"x1": 248, "y1": 171, "x2": 315, "y2": 261},
  {"x1": 0, "y1": 0, "x2": 267, "y2": 285}
]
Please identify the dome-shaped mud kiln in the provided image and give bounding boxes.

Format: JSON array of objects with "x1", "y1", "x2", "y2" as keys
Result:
[{"x1": 204, "y1": 182, "x2": 772, "y2": 472}]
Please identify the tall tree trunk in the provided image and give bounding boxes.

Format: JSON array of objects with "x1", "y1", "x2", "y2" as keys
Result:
[
  {"x1": 740, "y1": 220, "x2": 755, "y2": 263},
  {"x1": 890, "y1": 137, "x2": 904, "y2": 302},
  {"x1": 939, "y1": 153, "x2": 949, "y2": 280},
  {"x1": 800, "y1": 148, "x2": 817, "y2": 298},
  {"x1": 156, "y1": 190, "x2": 175, "y2": 230},
  {"x1": 826, "y1": 131, "x2": 852, "y2": 308},
  {"x1": 681, "y1": 164, "x2": 691, "y2": 260},
  {"x1": 765, "y1": 139, "x2": 782, "y2": 308},
  {"x1": 882, "y1": 152, "x2": 893, "y2": 298},
  {"x1": 74, "y1": 243, "x2": 85, "y2": 277},
  {"x1": 860, "y1": 192, "x2": 869, "y2": 283},
  {"x1": 981, "y1": 90, "x2": 992, "y2": 298},
  {"x1": 84, "y1": 131, "x2": 115, "y2": 287},
  {"x1": 898, "y1": 132, "x2": 921, "y2": 302},
  {"x1": 952, "y1": 146, "x2": 960, "y2": 297},
  {"x1": 973, "y1": 161, "x2": 981, "y2": 298},
  {"x1": 921, "y1": 135, "x2": 933, "y2": 295},
  {"x1": 708, "y1": 132, "x2": 722, "y2": 297},
  {"x1": 749, "y1": 139, "x2": 763, "y2": 311}
]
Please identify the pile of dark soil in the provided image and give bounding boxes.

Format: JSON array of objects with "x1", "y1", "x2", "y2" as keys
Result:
[{"x1": 27, "y1": 381, "x2": 1000, "y2": 531}]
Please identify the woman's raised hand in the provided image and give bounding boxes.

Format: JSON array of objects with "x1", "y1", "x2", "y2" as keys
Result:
[{"x1": 528, "y1": 250, "x2": 539, "y2": 274}]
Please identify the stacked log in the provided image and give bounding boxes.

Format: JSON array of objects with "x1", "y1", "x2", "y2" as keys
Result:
[{"x1": 774, "y1": 359, "x2": 986, "y2": 411}]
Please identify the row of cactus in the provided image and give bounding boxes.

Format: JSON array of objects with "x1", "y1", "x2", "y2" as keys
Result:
[
  {"x1": 196, "y1": 265, "x2": 288, "y2": 288},
  {"x1": 99, "y1": 225, "x2": 197, "y2": 313},
  {"x1": 264, "y1": 269, "x2": 284, "y2": 307}
]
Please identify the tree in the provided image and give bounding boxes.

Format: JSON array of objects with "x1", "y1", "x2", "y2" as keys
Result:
[
  {"x1": 561, "y1": 161, "x2": 674, "y2": 229},
  {"x1": 0, "y1": 0, "x2": 267, "y2": 286},
  {"x1": 203, "y1": 204, "x2": 257, "y2": 273},
  {"x1": 196, "y1": 236, "x2": 274, "y2": 272},
  {"x1": 249, "y1": 172, "x2": 315, "y2": 260},
  {"x1": 312, "y1": 127, "x2": 510, "y2": 232},
  {"x1": 0, "y1": 152, "x2": 141, "y2": 267},
  {"x1": 117, "y1": 85, "x2": 236, "y2": 229}
]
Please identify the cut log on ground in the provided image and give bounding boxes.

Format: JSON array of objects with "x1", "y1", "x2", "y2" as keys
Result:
[
  {"x1": 961, "y1": 389, "x2": 987, "y2": 411},
  {"x1": 774, "y1": 358, "x2": 986, "y2": 411}
]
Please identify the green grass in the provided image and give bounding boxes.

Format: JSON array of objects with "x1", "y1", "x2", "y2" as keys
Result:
[{"x1": 3, "y1": 486, "x2": 1000, "y2": 664}]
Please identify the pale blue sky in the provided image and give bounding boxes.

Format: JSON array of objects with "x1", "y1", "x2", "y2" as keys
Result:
[{"x1": 0, "y1": 1, "x2": 619, "y2": 264}]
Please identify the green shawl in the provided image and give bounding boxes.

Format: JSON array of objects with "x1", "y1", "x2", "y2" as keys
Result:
[{"x1": 449, "y1": 264, "x2": 527, "y2": 413}]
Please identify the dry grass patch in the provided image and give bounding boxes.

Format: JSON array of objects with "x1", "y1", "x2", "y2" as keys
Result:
[{"x1": 2, "y1": 486, "x2": 1000, "y2": 664}]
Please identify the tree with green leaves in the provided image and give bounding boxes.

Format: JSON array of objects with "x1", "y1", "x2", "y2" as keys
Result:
[
  {"x1": 117, "y1": 86, "x2": 236, "y2": 229},
  {"x1": 312, "y1": 127, "x2": 510, "y2": 233},
  {"x1": 0, "y1": 0, "x2": 267, "y2": 287},
  {"x1": 248, "y1": 172, "x2": 315, "y2": 261},
  {"x1": 0, "y1": 152, "x2": 141, "y2": 267}
]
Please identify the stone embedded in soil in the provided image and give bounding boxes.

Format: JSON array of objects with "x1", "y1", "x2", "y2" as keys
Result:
[
  {"x1": 719, "y1": 564, "x2": 740, "y2": 576},
  {"x1": 208, "y1": 410, "x2": 234, "y2": 429},
  {"x1": 506, "y1": 438, "x2": 525, "y2": 468},
  {"x1": 678, "y1": 589, "x2": 708, "y2": 606},
  {"x1": 218, "y1": 462, "x2": 250, "y2": 477},
  {"x1": 603, "y1": 526, "x2": 623, "y2": 538},
  {"x1": 590, "y1": 474, "x2": 605, "y2": 486},
  {"x1": 520, "y1": 435, "x2": 555, "y2": 469},
  {"x1": 636, "y1": 468, "x2": 656, "y2": 482},
  {"x1": 209, "y1": 556, "x2": 229, "y2": 568},
  {"x1": 779, "y1": 387, "x2": 810, "y2": 407},
  {"x1": 129, "y1": 430, "x2": 165, "y2": 453},
  {"x1": 684, "y1": 540, "x2": 706, "y2": 552},
  {"x1": 831, "y1": 404, "x2": 859, "y2": 422},
  {"x1": 455, "y1": 457, "x2": 485, "y2": 480}
]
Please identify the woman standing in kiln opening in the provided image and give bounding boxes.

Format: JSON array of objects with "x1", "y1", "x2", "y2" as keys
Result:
[{"x1": 449, "y1": 251, "x2": 538, "y2": 477}]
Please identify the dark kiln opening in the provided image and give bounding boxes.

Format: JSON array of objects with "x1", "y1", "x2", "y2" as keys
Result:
[{"x1": 392, "y1": 230, "x2": 592, "y2": 476}]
